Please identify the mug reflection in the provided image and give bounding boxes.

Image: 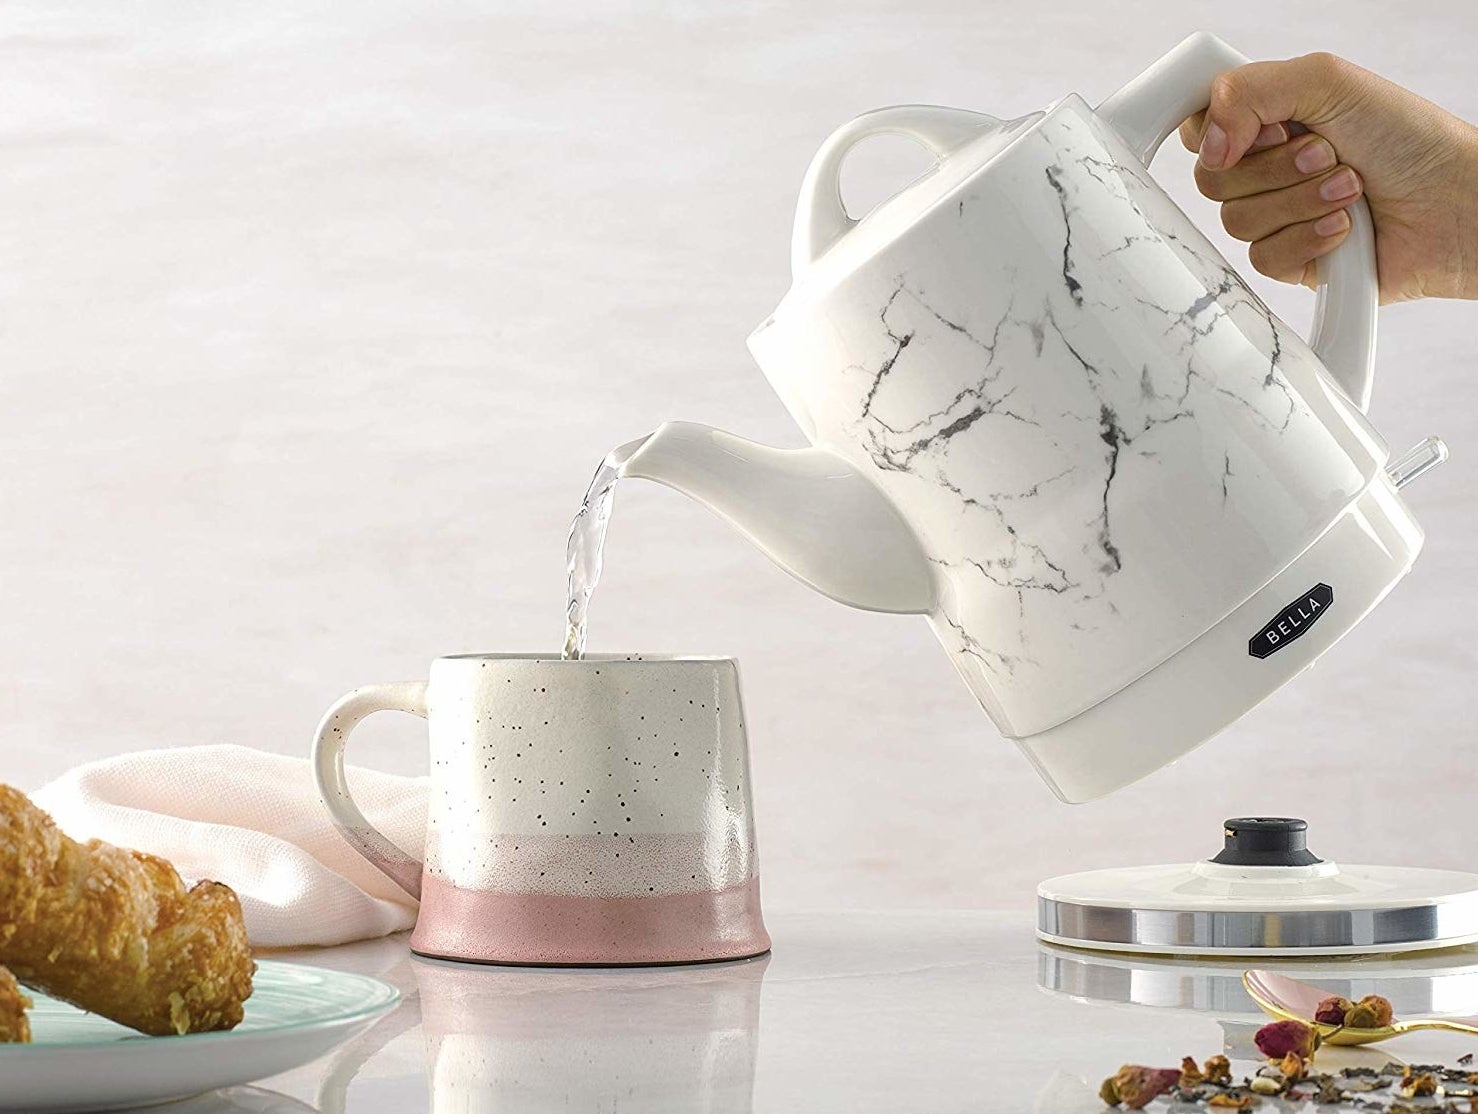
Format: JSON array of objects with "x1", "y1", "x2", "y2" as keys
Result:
[
  {"x1": 134, "y1": 1086, "x2": 320, "y2": 1114},
  {"x1": 321, "y1": 951, "x2": 769, "y2": 1114}
]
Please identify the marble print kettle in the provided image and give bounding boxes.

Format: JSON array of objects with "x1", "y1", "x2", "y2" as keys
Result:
[{"x1": 622, "y1": 33, "x2": 1447, "y2": 802}]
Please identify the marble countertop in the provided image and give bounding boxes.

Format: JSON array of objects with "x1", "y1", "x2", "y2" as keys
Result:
[{"x1": 150, "y1": 910, "x2": 1478, "y2": 1112}]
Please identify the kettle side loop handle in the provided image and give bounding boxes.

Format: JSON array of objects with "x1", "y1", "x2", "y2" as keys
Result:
[
  {"x1": 1097, "y1": 32, "x2": 1378, "y2": 411},
  {"x1": 790, "y1": 105, "x2": 1003, "y2": 279}
]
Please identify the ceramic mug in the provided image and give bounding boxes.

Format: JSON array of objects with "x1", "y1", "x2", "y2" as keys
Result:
[{"x1": 312, "y1": 654, "x2": 771, "y2": 966}]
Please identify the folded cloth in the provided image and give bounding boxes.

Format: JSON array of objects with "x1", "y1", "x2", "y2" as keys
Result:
[{"x1": 33, "y1": 745, "x2": 426, "y2": 948}]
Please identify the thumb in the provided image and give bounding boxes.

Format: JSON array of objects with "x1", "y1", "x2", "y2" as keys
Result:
[{"x1": 1197, "y1": 53, "x2": 1356, "y2": 170}]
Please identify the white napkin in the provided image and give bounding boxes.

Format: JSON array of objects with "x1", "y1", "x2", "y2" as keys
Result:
[{"x1": 33, "y1": 745, "x2": 426, "y2": 948}]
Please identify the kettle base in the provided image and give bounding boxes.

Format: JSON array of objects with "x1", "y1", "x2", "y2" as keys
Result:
[
  {"x1": 1015, "y1": 480, "x2": 1422, "y2": 803},
  {"x1": 1037, "y1": 863, "x2": 1478, "y2": 957},
  {"x1": 1038, "y1": 817, "x2": 1478, "y2": 957}
]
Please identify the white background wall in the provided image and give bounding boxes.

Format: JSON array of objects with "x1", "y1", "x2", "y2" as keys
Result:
[{"x1": 2, "y1": 0, "x2": 1474, "y2": 912}]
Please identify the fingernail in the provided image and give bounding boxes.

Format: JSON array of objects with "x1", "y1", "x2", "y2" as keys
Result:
[
  {"x1": 1250, "y1": 123, "x2": 1286, "y2": 150},
  {"x1": 1319, "y1": 169, "x2": 1360, "y2": 201},
  {"x1": 1315, "y1": 210, "x2": 1351, "y2": 237},
  {"x1": 1294, "y1": 138, "x2": 1336, "y2": 174},
  {"x1": 1199, "y1": 122, "x2": 1228, "y2": 169}
]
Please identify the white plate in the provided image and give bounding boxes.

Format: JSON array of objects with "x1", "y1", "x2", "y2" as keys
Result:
[{"x1": 0, "y1": 959, "x2": 399, "y2": 1113}]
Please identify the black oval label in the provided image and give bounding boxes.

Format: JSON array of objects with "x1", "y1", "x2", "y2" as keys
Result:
[{"x1": 1248, "y1": 583, "x2": 1334, "y2": 659}]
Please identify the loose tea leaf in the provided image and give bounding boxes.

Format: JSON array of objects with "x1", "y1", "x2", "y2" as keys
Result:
[
  {"x1": 1099, "y1": 1064, "x2": 1181, "y2": 1109},
  {"x1": 1338, "y1": 1077, "x2": 1390, "y2": 1093},
  {"x1": 1097, "y1": 1011, "x2": 1478, "y2": 1110},
  {"x1": 1312, "y1": 1074, "x2": 1344, "y2": 1104},
  {"x1": 1097, "y1": 1050, "x2": 1478, "y2": 1108},
  {"x1": 1398, "y1": 1069, "x2": 1440, "y2": 1099}
]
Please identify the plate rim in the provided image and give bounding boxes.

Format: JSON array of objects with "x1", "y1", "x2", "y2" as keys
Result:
[{"x1": 0, "y1": 958, "x2": 400, "y2": 1055}]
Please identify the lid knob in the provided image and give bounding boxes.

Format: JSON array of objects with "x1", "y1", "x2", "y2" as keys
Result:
[{"x1": 1209, "y1": 817, "x2": 1322, "y2": 867}]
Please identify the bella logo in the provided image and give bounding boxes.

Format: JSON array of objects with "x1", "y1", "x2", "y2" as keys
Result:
[{"x1": 1248, "y1": 583, "x2": 1334, "y2": 659}]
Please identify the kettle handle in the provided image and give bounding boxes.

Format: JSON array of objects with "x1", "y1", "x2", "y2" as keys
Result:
[
  {"x1": 1097, "y1": 32, "x2": 1378, "y2": 411},
  {"x1": 790, "y1": 105, "x2": 1005, "y2": 278}
]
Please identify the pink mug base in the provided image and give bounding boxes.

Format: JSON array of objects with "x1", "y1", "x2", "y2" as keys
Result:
[{"x1": 409, "y1": 874, "x2": 771, "y2": 967}]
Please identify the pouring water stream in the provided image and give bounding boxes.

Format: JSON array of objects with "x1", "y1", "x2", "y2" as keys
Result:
[{"x1": 563, "y1": 434, "x2": 653, "y2": 659}]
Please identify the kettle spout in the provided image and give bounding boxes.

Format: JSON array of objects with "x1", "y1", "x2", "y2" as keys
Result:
[{"x1": 623, "y1": 422, "x2": 936, "y2": 614}]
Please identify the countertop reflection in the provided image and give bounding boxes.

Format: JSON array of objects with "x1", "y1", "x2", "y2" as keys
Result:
[
  {"x1": 318, "y1": 948, "x2": 768, "y2": 1112},
  {"x1": 187, "y1": 912, "x2": 1478, "y2": 1112},
  {"x1": 1040, "y1": 938, "x2": 1478, "y2": 1018}
]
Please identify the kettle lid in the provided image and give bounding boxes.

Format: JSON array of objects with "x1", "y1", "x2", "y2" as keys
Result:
[{"x1": 782, "y1": 103, "x2": 1045, "y2": 299}]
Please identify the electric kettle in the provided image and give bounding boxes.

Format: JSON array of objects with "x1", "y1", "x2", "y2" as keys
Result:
[{"x1": 620, "y1": 33, "x2": 1445, "y2": 802}]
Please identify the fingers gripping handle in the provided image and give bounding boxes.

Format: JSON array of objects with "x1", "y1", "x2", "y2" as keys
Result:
[
  {"x1": 791, "y1": 105, "x2": 1004, "y2": 277},
  {"x1": 1097, "y1": 32, "x2": 1379, "y2": 411},
  {"x1": 1307, "y1": 200, "x2": 1377, "y2": 410},
  {"x1": 312, "y1": 681, "x2": 429, "y2": 900},
  {"x1": 1096, "y1": 32, "x2": 1247, "y2": 165}
]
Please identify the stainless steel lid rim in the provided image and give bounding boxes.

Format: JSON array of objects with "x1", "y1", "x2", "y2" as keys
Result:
[{"x1": 1038, "y1": 895, "x2": 1478, "y2": 952}]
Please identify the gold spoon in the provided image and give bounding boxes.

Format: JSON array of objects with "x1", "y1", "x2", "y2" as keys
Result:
[{"x1": 1244, "y1": 969, "x2": 1478, "y2": 1047}]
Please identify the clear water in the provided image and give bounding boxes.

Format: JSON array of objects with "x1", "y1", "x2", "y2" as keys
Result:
[{"x1": 563, "y1": 434, "x2": 653, "y2": 659}]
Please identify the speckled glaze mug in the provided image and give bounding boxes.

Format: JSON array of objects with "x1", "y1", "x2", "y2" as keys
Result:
[{"x1": 312, "y1": 654, "x2": 771, "y2": 966}]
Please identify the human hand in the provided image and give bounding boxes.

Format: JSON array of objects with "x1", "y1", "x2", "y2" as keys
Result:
[{"x1": 1179, "y1": 53, "x2": 1478, "y2": 303}]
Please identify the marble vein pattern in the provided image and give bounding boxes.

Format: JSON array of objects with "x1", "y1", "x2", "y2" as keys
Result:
[{"x1": 765, "y1": 104, "x2": 1373, "y2": 737}]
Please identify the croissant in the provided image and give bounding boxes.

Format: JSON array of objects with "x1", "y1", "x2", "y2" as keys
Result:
[
  {"x1": 0, "y1": 966, "x2": 31, "y2": 1042},
  {"x1": 0, "y1": 784, "x2": 254, "y2": 1035}
]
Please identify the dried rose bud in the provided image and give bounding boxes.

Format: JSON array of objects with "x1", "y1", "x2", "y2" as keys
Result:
[
  {"x1": 1355, "y1": 994, "x2": 1393, "y2": 1027},
  {"x1": 1179, "y1": 1055, "x2": 1205, "y2": 1087},
  {"x1": 1278, "y1": 1051, "x2": 1307, "y2": 1082},
  {"x1": 1254, "y1": 1018, "x2": 1317, "y2": 1060},
  {"x1": 1344, "y1": 1002, "x2": 1378, "y2": 1029},
  {"x1": 1206, "y1": 1094, "x2": 1257, "y2": 1109},
  {"x1": 1203, "y1": 1054, "x2": 1233, "y2": 1085},
  {"x1": 1100, "y1": 1065, "x2": 1181, "y2": 1109},
  {"x1": 1313, "y1": 995, "x2": 1353, "y2": 1026}
]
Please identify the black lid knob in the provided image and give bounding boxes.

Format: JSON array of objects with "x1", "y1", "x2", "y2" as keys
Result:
[{"x1": 1209, "y1": 817, "x2": 1322, "y2": 867}]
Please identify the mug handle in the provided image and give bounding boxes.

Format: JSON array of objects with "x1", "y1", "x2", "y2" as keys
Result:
[
  {"x1": 312, "y1": 681, "x2": 429, "y2": 900},
  {"x1": 1097, "y1": 32, "x2": 1379, "y2": 412}
]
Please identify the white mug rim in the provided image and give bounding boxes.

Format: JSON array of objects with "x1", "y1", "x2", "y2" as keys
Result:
[{"x1": 438, "y1": 652, "x2": 736, "y2": 665}]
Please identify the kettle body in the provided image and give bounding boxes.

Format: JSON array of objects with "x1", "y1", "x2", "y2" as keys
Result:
[{"x1": 624, "y1": 35, "x2": 1433, "y2": 802}]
